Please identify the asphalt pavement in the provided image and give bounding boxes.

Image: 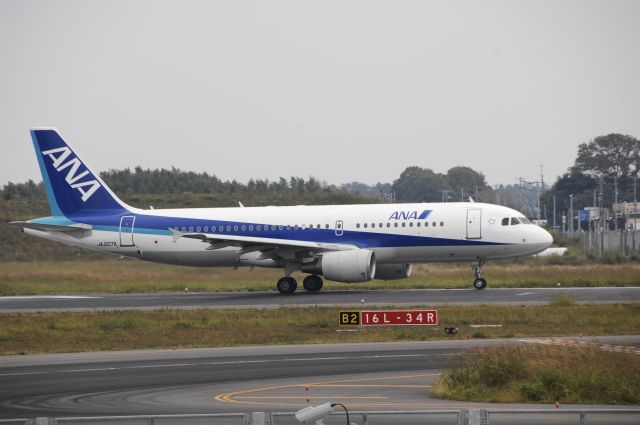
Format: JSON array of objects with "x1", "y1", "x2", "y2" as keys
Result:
[
  {"x1": 1, "y1": 336, "x2": 639, "y2": 419},
  {"x1": 1, "y1": 287, "x2": 639, "y2": 312}
]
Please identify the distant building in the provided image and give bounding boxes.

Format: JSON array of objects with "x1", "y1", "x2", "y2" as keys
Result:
[{"x1": 613, "y1": 202, "x2": 640, "y2": 230}]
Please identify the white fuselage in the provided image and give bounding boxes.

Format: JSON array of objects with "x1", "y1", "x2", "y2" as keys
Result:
[{"x1": 25, "y1": 202, "x2": 553, "y2": 269}]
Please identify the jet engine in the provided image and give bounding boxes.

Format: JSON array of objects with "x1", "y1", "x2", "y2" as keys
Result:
[
  {"x1": 302, "y1": 249, "x2": 376, "y2": 283},
  {"x1": 374, "y1": 263, "x2": 412, "y2": 280}
]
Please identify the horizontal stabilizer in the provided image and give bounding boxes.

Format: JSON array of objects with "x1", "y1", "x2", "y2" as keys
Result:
[{"x1": 10, "y1": 221, "x2": 92, "y2": 233}]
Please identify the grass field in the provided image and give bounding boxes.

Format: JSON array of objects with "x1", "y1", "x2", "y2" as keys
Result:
[
  {"x1": 432, "y1": 344, "x2": 640, "y2": 404},
  {"x1": 0, "y1": 303, "x2": 638, "y2": 355},
  {"x1": 2, "y1": 258, "x2": 640, "y2": 295}
]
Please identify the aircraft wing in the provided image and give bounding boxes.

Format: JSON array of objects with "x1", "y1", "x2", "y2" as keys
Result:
[{"x1": 169, "y1": 228, "x2": 357, "y2": 260}]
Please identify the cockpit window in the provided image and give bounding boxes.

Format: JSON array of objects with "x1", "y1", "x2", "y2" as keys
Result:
[
  {"x1": 519, "y1": 216, "x2": 532, "y2": 224},
  {"x1": 510, "y1": 217, "x2": 520, "y2": 225},
  {"x1": 501, "y1": 218, "x2": 509, "y2": 226}
]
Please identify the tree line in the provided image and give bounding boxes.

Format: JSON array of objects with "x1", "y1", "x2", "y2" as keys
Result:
[
  {"x1": 1, "y1": 165, "x2": 493, "y2": 205},
  {"x1": 541, "y1": 133, "x2": 640, "y2": 228}
]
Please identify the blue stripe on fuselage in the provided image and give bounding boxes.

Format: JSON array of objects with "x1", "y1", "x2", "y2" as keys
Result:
[{"x1": 69, "y1": 211, "x2": 504, "y2": 248}]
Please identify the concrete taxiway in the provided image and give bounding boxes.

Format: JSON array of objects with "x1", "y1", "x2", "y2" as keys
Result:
[
  {"x1": 1, "y1": 287, "x2": 639, "y2": 312},
  {"x1": 1, "y1": 336, "x2": 639, "y2": 419}
]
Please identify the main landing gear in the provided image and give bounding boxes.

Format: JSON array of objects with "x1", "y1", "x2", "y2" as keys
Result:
[
  {"x1": 276, "y1": 274, "x2": 324, "y2": 294},
  {"x1": 303, "y1": 274, "x2": 323, "y2": 292},
  {"x1": 276, "y1": 276, "x2": 297, "y2": 294},
  {"x1": 472, "y1": 259, "x2": 487, "y2": 290}
]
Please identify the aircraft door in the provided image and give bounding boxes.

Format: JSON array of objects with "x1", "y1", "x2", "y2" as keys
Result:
[
  {"x1": 335, "y1": 220, "x2": 344, "y2": 236},
  {"x1": 119, "y1": 216, "x2": 136, "y2": 247},
  {"x1": 466, "y1": 209, "x2": 482, "y2": 239}
]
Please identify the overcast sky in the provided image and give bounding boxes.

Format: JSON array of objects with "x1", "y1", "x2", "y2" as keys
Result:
[{"x1": 2, "y1": 0, "x2": 640, "y2": 188}]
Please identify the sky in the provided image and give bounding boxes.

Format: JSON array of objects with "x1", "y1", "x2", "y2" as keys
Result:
[{"x1": 2, "y1": 0, "x2": 640, "y2": 188}]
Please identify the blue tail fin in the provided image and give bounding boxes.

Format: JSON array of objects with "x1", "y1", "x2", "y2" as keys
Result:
[{"x1": 30, "y1": 128, "x2": 129, "y2": 217}]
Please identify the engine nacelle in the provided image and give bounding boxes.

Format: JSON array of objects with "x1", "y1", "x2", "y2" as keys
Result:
[
  {"x1": 375, "y1": 263, "x2": 412, "y2": 280},
  {"x1": 302, "y1": 249, "x2": 376, "y2": 283}
]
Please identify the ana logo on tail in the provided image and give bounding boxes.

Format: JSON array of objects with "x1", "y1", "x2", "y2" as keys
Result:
[{"x1": 41, "y1": 147, "x2": 101, "y2": 202}]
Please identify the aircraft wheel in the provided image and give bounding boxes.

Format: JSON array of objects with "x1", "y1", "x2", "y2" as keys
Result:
[
  {"x1": 303, "y1": 275, "x2": 324, "y2": 292},
  {"x1": 277, "y1": 277, "x2": 297, "y2": 294},
  {"x1": 473, "y1": 277, "x2": 487, "y2": 290}
]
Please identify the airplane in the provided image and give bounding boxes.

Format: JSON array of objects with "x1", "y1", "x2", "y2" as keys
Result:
[{"x1": 11, "y1": 128, "x2": 553, "y2": 294}]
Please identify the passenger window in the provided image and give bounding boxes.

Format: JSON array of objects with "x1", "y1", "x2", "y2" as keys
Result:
[
  {"x1": 189, "y1": 226, "x2": 194, "y2": 232},
  {"x1": 294, "y1": 225, "x2": 299, "y2": 230},
  {"x1": 225, "y1": 226, "x2": 231, "y2": 231},
  {"x1": 218, "y1": 225, "x2": 223, "y2": 232},
  {"x1": 502, "y1": 218, "x2": 509, "y2": 226},
  {"x1": 249, "y1": 225, "x2": 254, "y2": 231},
  {"x1": 271, "y1": 225, "x2": 276, "y2": 230},
  {"x1": 511, "y1": 217, "x2": 520, "y2": 225},
  {"x1": 394, "y1": 222, "x2": 398, "y2": 227},
  {"x1": 379, "y1": 223, "x2": 383, "y2": 228},
  {"x1": 371, "y1": 223, "x2": 375, "y2": 228},
  {"x1": 257, "y1": 225, "x2": 262, "y2": 231},
  {"x1": 417, "y1": 222, "x2": 421, "y2": 227},
  {"x1": 181, "y1": 226, "x2": 186, "y2": 232},
  {"x1": 241, "y1": 225, "x2": 246, "y2": 231},
  {"x1": 197, "y1": 226, "x2": 201, "y2": 232},
  {"x1": 286, "y1": 225, "x2": 291, "y2": 230},
  {"x1": 364, "y1": 223, "x2": 368, "y2": 228},
  {"x1": 204, "y1": 226, "x2": 208, "y2": 232},
  {"x1": 325, "y1": 224, "x2": 330, "y2": 229},
  {"x1": 401, "y1": 222, "x2": 406, "y2": 227},
  {"x1": 211, "y1": 226, "x2": 217, "y2": 233},
  {"x1": 440, "y1": 221, "x2": 444, "y2": 226},
  {"x1": 357, "y1": 223, "x2": 360, "y2": 228},
  {"x1": 233, "y1": 225, "x2": 238, "y2": 231},
  {"x1": 409, "y1": 222, "x2": 413, "y2": 227},
  {"x1": 317, "y1": 224, "x2": 321, "y2": 228},
  {"x1": 279, "y1": 225, "x2": 283, "y2": 230},
  {"x1": 387, "y1": 223, "x2": 390, "y2": 228},
  {"x1": 432, "y1": 222, "x2": 436, "y2": 227}
]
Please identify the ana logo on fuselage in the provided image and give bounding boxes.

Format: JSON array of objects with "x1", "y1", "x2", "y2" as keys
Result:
[
  {"x1": 41, "y1": 147, "x2": 101, "y2": 202},
  {"x1": 389, "y1": 210, "x2": 432, "y2": 220}
]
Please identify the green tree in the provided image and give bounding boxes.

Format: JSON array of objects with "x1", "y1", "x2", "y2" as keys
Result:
[
  {"x1": 573, "y1": 134, "x2": 640, "y2": 178},
  {"x1": 446, "y1": 166, "x2": 487, "y2": 201},
  {"x1": 392, "y1": 166, "x2": 449, "y2": 202}
]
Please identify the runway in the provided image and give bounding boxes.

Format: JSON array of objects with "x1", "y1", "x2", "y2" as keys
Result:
[
  {"x1": 1, "y1": 287, "x2": 639, "y2": 312},
  {"x1": 1, "y1": 336, "x2": 639, "y2": 419}
]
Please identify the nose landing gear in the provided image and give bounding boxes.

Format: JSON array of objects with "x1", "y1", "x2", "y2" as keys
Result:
[{"x1": 472, "y1": 259, "x2": 487, "y2": 290}]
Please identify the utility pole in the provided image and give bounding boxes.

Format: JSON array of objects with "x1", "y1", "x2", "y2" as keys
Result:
[
  {"x1": 517, "y1": 177, "x2": 524, "y2": 212},
  {"x1": 553, "y1": 193, "x2": 556, "y2": 229},
  {"x1": 569, "y1": 194, "x2": 574, "y2": 237},
  {"x1": 536, "y1": 181, "x2": 541, "y2": 221},
  {"x1": 614, "y1": 175, "x2": 618, "y2": 231}
]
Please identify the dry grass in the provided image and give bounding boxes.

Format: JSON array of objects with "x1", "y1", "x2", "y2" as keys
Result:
[
  {"x1": 2, "y1": 259, "x2": 640, "y2": 295},
  {"x1": 432, "y1": 344, "x2": 640, "y2": 404},
  {"x1": 0, "y1": 303, "x2": 638, "y2": 355}
]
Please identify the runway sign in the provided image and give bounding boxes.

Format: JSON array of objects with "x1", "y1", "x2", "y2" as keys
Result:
[
  {"x1": 339, "y1": 311, "x2": 360, "y2": 326},
  {"x1": 361, "y1": 310, "x2": 438, "y2": 326}
]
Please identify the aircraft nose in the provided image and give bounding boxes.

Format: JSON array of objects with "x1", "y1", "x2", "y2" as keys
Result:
[{"x1": 537, "y1": 226, "x2": 553, "y2": 247}]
